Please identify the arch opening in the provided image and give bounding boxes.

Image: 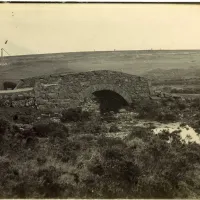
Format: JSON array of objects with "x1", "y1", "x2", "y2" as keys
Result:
[{"x1": 92, "y1": 90, "x2": 129, "y2": 113}]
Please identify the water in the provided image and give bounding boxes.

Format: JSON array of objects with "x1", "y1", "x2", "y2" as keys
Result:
[{"x1": 153, "y1": 122, "x2": 200, "y2": 144}]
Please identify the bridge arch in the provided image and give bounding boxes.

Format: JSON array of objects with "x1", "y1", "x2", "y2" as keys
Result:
[
  {"x1": 81, "y1": 84, "x2": 132, "y2": 104},
  {"x1": 81, "y1": 84, "x2": 132, "y2": 112},
  {"x1": 80, "y1": 84, "x2": 133, "y2": 113}
]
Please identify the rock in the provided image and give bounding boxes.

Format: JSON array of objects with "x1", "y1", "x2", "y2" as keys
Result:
[
  {"x1": 47, "y1": 93, "x2": 58, "y2": 99},
  {"x1": 119, "y1": 108, "x2": 126, "y2": 113},
  {"x1": 50, "y1": 118, "x2": 61, "y2": 123}
]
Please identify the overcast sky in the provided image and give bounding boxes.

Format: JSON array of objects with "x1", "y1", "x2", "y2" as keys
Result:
[{"x1": 0, "y1": 4, "x2": 200, "y2": 56}]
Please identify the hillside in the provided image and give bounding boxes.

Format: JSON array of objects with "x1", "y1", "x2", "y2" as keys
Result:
[
  {"x1": 1, "y1": 50, "x2": 200, "y2": 89},
  {"x1": 144, "y1": 67, "x2": 200, "y2": 81}
]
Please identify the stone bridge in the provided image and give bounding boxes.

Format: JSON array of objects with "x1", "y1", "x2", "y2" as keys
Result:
[{"x1": 0, "y1": 70, "x2": 152, "y2": 112}]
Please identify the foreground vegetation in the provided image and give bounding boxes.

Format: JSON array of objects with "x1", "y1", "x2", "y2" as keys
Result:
[{"x1": 0, "y1": 96, "x2": 200, "y2": 198}]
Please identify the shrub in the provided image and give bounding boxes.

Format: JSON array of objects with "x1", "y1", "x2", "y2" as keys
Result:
[
  {"x1": 70, "y1": 114, "x2": 107, "y2": 135},
  {"x1": 33, "y1": 120, "x2": 68, "y2": 138},
  {"x1": 135, "y1": 98, "x2": 180, "y2": 123},
  {"x1": 82, "y1": 110, "x2": 92, "y2": 120},
  {"x1": 11, "y1": 109, "x2": 39, "y2": 124},
  {"x1": 37, "y1": 170, "x2": 63, "y2": 197},
  {"x1": 109, "y1": 125, "x2": 120, "y2": 133},
  {"x1": 52, "y1": 138, "x2": 81, "y2": 163},
  {"x1": 97, "y1": 136, "x2": 125, "y2": 147},
  {"x1": 136, "y1": 174, "x2": 173, "y2": 198},
  {"x1": 0, "y1": 117, "x2": 10, "y2": 135},
  {"x1": 85, "y1": 144, "x2": 141, "y2": 198},
  {"x1": 61, "y1": 108, "x2": 82, "y2": 122},
  {"x1": 157, "y1": 112, "x2": 178, "y2": 122},
  {"x1": 191, "y1": 98, "x2": 200, "y2": 109},
  {"x1": 72, "y1": 121, "x2": 105, "y2": 135},
  {"x1": 177, "y1": 101, "x2": 187, "y2": 110},
  {"x1": 61, "y1": 108, "x2": 91, "y2": 122},
  {"x1": 135, "y1": 99, "x2": 161, "y2": 119},
  {"x1": 101, "y1": 112, "x2": 116, "y2": 123},
  {"x1": 127, "y1": 126, "x2": 153, "y2": 141}
]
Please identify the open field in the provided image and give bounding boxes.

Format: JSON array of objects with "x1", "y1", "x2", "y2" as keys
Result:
[{"x1": 1, "y1": 50, "x2": 200, "y2": 89}]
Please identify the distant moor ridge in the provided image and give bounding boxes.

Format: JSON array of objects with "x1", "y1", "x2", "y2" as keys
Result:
[
  {"x1": 1, "y1": 50, "x2": 200, "y2": 90},
  {"x1": 0, "y1": 70, "x2": 151, "y2": 112}
]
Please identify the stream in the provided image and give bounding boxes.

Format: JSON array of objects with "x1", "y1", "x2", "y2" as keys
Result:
[{"x1": 153, "y1": 122, "x2": 200, "y2": 144}]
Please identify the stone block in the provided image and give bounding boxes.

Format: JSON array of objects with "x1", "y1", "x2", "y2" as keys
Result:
[
  {"x1": 25, "y1": 98, "x2": 35, "y2": 107},
  {"x1": 29, "y1": 92, "x2": 35, "y2": 98},
  {"x1": 41, "y1": 93, "x2": 46, "y2": 99},
  {"x1": 37, "y1": 105, "x2": 48, "y2": 111},
  {"x1": 23, "y1": 92, "x2": 31, "y2": 98},
  {"x1": 16, "y1": 94, "x2": 25, "y2": 101},
  {"x1": 47, "y1": 93, "x2": 58, "y2": 99},
  {"x1": 3, "y1": 95, "x2": 8, "y2": 99},
  {"x1": 11, "y1": 93, "x2": 18, "y2": 101},
  {"x1": 12, "y1": 100, "x2": 26, "y2": 107},
  {"x1": 2, "y1": 100, "x2": 11, "y2": 107},
  {"x1": 58, "y1": 92, "x2": 66, "y2": 99},
  {"x1": 80, "y1": 81, "x2": 90, "y2": 87},
  {"x1": 35, "y1": 98, "x2": 49, "y2": 105}
]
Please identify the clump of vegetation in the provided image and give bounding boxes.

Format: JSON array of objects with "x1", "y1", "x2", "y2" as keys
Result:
[
  {"x1": 33, "y1": 120, "x2": 69, "y2": 138},
  {"x1": 0, "y1": 117, "x2": 10, "y2": 135},
  {"x1": 127, "y1": 126, "x2": 153, "y2": 141},
  {"x1": 109, "y1": 124, "x2": 120, "y2": 133},
  {"x1": 133, "y1": 98, "x2": 178, "y2": 122},
  {"x1": 191, "y1": 98, "x2": 200, "y2": 109},
  {"x1": 70, "y1": 115, "x2": 107, "y2": 135},
  {"x1": 133, "y1": 98, "x2": 189, "y2": 123},
  {"x1": 60, "y1": 108, "x2": 91, "y2": 122}
]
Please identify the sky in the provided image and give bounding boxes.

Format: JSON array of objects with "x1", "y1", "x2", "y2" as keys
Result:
[{"x1": 0, "y1": 3, "x2": 200, "y2": 56}]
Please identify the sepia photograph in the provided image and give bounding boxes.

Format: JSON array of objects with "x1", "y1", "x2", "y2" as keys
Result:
[{"x1": 0, "y1": 2, "x2": 200, "y2": 198}]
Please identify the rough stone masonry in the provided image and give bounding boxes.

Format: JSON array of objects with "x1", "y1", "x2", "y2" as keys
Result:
[{"x1": 0, "y1": 70, "x2": 152, "y2": 112}]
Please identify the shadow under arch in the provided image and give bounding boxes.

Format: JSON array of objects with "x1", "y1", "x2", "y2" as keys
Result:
[{"x1": 81, "y1": 84, "x2": 132, "y2": 113}]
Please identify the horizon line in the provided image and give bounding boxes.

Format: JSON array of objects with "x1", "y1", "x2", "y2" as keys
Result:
[{"x1": 2, "y1": 48, "x2": 200, "y2": 58}]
